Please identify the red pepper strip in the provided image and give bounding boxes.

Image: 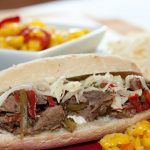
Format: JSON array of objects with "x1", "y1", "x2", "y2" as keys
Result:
[
  {"x1": 120, "y1": 143, "x2": 134, "y2": 150},
  {"x1": 144, "y1": 90, "x2": 150, "y2": 104},
  {"x1": 26, "y1": 90, "x2": 37, "y2": 118},
  {"x1": 109, "y1": 83, "x2": 117, "y2": 87},
  {"x1": 19, "y1": 27, "x2": 51, "y2": 50},
  {"x1": 13, "y1": 91, "x2": 20, "y2": 102},
  {"x1": 47, "y1": 96, "x2": 55, "y2": 107},
  {"x1": 0, "y1": 16, "x2": 20, "y2": 28},
  {"x1": 128, "y1": 94, "x2": 143, "y2": 112},
  {"x1": 100, "y1": 82, "x2": 117, "y2": 88}
]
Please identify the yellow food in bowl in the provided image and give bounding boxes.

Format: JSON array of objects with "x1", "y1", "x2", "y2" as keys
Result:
[
  {"x1": 99, "y1": 120, "x2": 150, "y2": 150},
  {"x1": 0, "y1": 16, "x2": 90, "y2": 52}
]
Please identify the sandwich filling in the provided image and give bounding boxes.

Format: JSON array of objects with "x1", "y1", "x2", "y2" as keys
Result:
[{"x1": 0, "y1": 73, "x2": 150, "y2": 136}]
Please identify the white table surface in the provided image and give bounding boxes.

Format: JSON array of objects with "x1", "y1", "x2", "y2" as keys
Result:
[
  {"x1": 1, "y1": 0, "x2": 149, "y2": 29},
  {"x1": 18, "y1": 0, "x2": 150, "y2": 29}
]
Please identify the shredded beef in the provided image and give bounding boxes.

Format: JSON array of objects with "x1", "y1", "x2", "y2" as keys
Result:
[
  {"x1": 83, "y1": 90, "x2": 115, "y2": 112},
  {"x1": 1, "y1": 78, "x2": 150, "y2": 135},
  {"x1": 65, "y1": 90, "x2": 115, "y2": 121},
  {"x1": 33, "y1": 105, "x2": 65, "y2": 132},
  {"x1": 0, "y1": 113, "x2": 20, "y2": 124},
  {"x1": 65, "y1": 90, "x2": 140, "y2": 121},
  {"x1": 98, "y1": 100, "x2": 112, "y2": 116},
  {"x1": 109, "y1": 109, "x2": 136, "y2": 119},
  {"x1": 0, "y1": 95, "x2": 19, "y2": 113},
  {"x1": 0, "y1": 113, "x2": 20, "y2": 133},
  {"x1": 36, "y1": 94, "x2": 47, "y2": 105},
  {"x1": 76, "y1": 106, "x2": 98, "y2": 121}
]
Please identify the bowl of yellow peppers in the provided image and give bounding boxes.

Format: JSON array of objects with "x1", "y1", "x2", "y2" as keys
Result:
[{"x1": 0, "y1": 16, "x2": 106, "y2": 70}]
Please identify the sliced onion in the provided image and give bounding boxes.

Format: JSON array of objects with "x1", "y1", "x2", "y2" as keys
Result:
[{"x1": 61, "y1": 92, "x2": 75, "y2": 103}]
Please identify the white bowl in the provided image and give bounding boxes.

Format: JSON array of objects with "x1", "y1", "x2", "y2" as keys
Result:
[{"x1": 0, "y1": 24, "x2": 106, "y2": 70}]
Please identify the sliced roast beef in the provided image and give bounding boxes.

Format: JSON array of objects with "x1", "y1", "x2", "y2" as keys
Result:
[
  {"x1": 83, "y1": 90, "x2": 115, "y2": 112},
  {"x1": 0, "y1": 75, "x2": 150, "y2": 136},
  {"x1": 98, "y1": 100, "x2": 112, "y2": 116},
  {"x1": 0, "y1": 95, "x2": 20, "y2": 113},
  {"x1": 65, "y1": 90, "x2": 115, "y2": 121},
  {"x1": 0, "y1": 113, "x2": 20, "y2": 133},
  {"x1": 0, "y1": 123, "x2": 16, "y2": 133},
  {"x1": 76, "y1": 106, "x2": 99, "y2": 121},
  {"x1": 0, "y1": 113, "x2": 20, "y2": 124},
  {"x1": 36, "y1": 94, "x2": 47, "y2": 105},
  {"x1": 109, "y1": 109, "x2": 136, "y2": 119},
  {"x1": 77, "y1": 100, "x2": 113, "y2": 121},
  {"x1": 33, "y1": 105, "x2": 65, "y2": 132}
]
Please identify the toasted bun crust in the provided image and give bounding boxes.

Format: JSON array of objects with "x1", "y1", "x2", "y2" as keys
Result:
[
  {"x1": 1, "y1": 110, "x2": 150, "y2": 150},
  {"x1": 0, "y1": 54, "x2": 146, "y2": 149},
  {"x1": 0, "y1": 54, "x2": 141, "y2": 91}
]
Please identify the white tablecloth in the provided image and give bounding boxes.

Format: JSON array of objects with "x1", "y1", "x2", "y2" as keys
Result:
[
  {"x1": 18, "y1": 0, "x2": 150, "y2": 29},
  {"x1": 0, "y1": 0, "x2": 149, "y2": 29}
]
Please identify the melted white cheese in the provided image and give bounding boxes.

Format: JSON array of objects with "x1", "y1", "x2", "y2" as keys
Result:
[
  {"x1": 111, "y1": 95, "x2": 124, "y2": 109},
  {"x1": 64, "y1": 81, "x2": 81, "y2": 93},
  {"x1": 49, "y1": 77, "x2": 66, "y2": 103},
  {"x1": 67, "y1": 115, "x2": 87, "y2": 124},
  {"x1": 0, "y1": 73, "x2": 148, "y2": 110},
  {"x1": 111, "y1": 89, "x2": 143, "y2": 109}
]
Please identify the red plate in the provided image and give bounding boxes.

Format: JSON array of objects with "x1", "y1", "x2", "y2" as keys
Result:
[{"x1": 54, "y1": 141, "x2": 102, "y2": 150}]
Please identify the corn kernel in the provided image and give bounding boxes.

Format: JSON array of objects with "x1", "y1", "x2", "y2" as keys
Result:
[
  {"x1": 27, "y1": 40, "x2": 42, "y2": 51},
  {"x1": 50, "y1": 34, "x2": 65, "y2": 46},
  {"x1": 6, "y1": 36, "x2": 24, "y2": 49},
  {"x1": 107, "y1": 147, "x2": 120, "y2": 150},
  {"x1": 0, "y1": 38, "x2": 10, "y2": 48},
  {"x1": 126, "y1": 120, "x2": 150, "y2": 136},
  {"x1": 21, "y1": 44, "x2": 28, "y2": 50},
  {"x1": 30, "y1": 19, "x2": 45, "y2": 28},
  {"x1": 29, "y1": 30, "x2": 44, "y2": 37},
  {"x1": 99, "y1": 133, "x2": 130, "y2": 149},
  {"x1": 0, "y1": 23, "x2": 24, "y2": 36},
  {"x1": 133, "y1": 137, "x2": 143, "y2": 150},
  {"x1": 69, "y1": 30, "x2": 85, "y2": 39},
  {"x1": 142, "y1": 137, "x2": 150, "y2": 148},
  {"x1": 144, "y1": 130, "x2": 150, "y2": 138}
]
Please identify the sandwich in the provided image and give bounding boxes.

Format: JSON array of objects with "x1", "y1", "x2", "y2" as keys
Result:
[{"x1": 0, "y1": 54, "x2": 150, "y2": 149}]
